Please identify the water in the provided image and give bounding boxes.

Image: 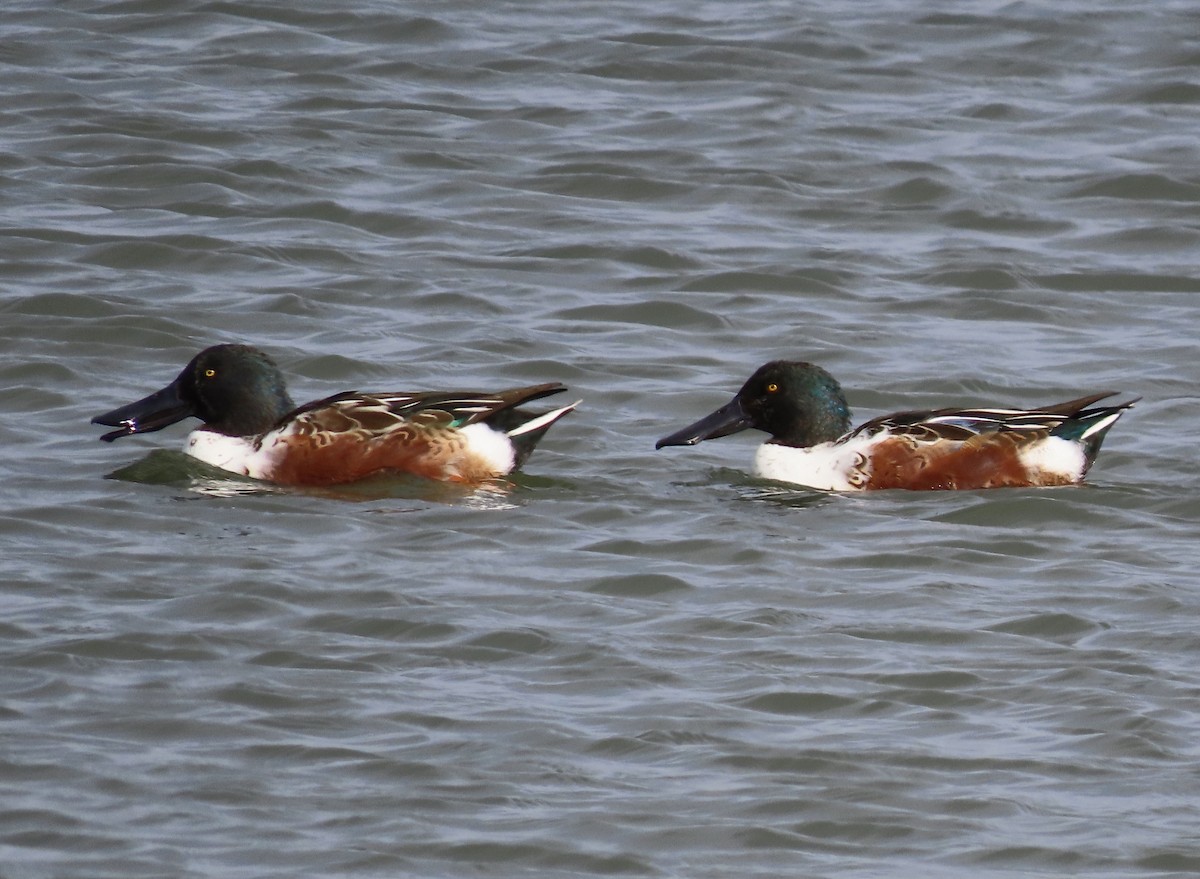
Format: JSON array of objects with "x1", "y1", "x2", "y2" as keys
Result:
[{"x1": 3, "y1": 1, "x2": 1200, "y2": 876}]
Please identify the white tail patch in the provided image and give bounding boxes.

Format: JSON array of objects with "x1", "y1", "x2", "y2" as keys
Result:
[
  {"x1": 1017, "y1": 436, "x2": 1088, "y2": 481},
  {"x1": 459, "y1": 423, "x2": 518, "y2": 474},
  {"x1": 435, "y1": 401, "x2": 578, "y2": 477}
]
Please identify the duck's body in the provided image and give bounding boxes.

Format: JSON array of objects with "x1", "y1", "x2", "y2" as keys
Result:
[
  {"x1": 657, "y1": 361, "x2": 1135, "y2": 492},
  {"x1": 93, "y1": 345, "x2": 576, "y2": 486}
]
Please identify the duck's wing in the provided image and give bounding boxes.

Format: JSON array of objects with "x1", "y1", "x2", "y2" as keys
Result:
[
  {"x1": 279, "y1": 383, "x2": 568, "y2": 435},
  {"x1": 845, "y1": 391, "x2": 1126, "y2": 444}
]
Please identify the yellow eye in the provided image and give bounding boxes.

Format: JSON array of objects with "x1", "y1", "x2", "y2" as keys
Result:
[
  {"x1": 766, "y1": 382, "x2": 779, "y2": 393},
  {"x1": 204, "y1": 368, "x2": 216, "y2": 378}
]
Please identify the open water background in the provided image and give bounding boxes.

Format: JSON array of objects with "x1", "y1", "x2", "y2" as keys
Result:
[{"x1": 3, "y1": 1, "x2": 1200, "y2": 877}]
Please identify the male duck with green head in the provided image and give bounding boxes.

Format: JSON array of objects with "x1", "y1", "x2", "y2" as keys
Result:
[{"x1": 657, "y1": 360, "x2": 1135, "y2": 491}]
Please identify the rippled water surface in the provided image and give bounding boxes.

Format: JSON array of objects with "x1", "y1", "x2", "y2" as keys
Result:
[{"x1": 4, "y1": 1, "x2": 1200, "y2": 876}]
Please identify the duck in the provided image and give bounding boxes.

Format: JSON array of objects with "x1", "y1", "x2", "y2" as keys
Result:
[
  {"x1": 92, "y1": 344, "x2": 576, "y2": 486},
  {"x1": 656, "y1": 360, "x2": 1135, "y2": 491}
]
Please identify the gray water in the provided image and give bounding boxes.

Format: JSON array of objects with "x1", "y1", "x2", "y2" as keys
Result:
[{"x1": 3, "y1": 1, "x2": 1200, "y2": 877}]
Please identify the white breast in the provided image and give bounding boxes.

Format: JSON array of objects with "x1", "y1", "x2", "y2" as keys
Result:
[
  {"x1": 184, "y1": 429, "x2": 285, "y2": 480},
  {"x1": 753, "y1": 439, "x2": 867, "y2": 491}
]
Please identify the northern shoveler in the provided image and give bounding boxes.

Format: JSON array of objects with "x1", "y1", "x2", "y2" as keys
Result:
[
  {"x1": 92, "y1": 344, "x2": 577, "y2": 486},
  {"x1": 655, "y1": 360, "x2": 1136, "y2": 491}
]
